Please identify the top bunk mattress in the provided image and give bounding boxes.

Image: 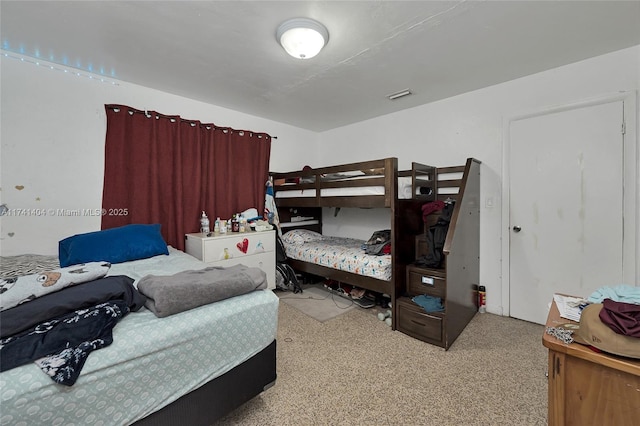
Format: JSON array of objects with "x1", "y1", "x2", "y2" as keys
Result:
[
  {"x1": 275, "y1": 176, "x2": 424, "y2": 200},
  {"x1": 271, "y1": 158, "x2": 436, "y2": 205},
  {"x1": 0, "y1": 248, "x2": 279, "y2": 426}
]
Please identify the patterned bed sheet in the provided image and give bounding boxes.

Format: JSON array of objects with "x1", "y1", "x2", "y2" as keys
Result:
[
  {"x1": 0, "y1": 254, "x2": 61, "y2": 278},
  {"x1": 0, "y1": 248, "x2": 279, "y2": 426},
  {"x1": 282, "y1": 230, "x2": 392, "y2": 281}
]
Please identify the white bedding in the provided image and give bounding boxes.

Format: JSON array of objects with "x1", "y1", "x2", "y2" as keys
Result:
[
  {"x1": 283, "y1": 233, "x2": 392, "y2": 281},
  {"x1": 275, "y1": 176, "x2": 423, "y2": 200},
  {"x1": 0, "y1": 248, "x2": 279, "y2": 426}
]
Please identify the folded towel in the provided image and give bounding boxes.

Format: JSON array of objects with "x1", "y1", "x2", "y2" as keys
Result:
[{"x1": 137, "y1": 264, "x2": 267, "y2": 317}]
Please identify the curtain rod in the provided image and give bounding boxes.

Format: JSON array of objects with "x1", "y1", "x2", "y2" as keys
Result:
[{"x1": 105, "y1": 104, "x2": 277, "y2": 140}]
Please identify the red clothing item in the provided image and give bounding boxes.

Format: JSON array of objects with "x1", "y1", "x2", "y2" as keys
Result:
[
  {"x1": 421, "y1": 200, "x2": 445, "y2": 222},
  {"x1": 599, "y1": 298, "x2": 640, "y2": 338}
]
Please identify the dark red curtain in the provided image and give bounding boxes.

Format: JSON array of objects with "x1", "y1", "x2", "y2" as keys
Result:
[{"x1": 101, "y1": 104, "x2": 271, "y2": 251}]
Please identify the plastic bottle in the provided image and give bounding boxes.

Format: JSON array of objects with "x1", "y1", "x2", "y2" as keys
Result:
[
  {"x1": 200, "y1": 211, "x2": 210, "y2": 234},
  {"x1": 478, "y1": 285, "x2": 486, "y2": 313},
  {"x1": 231, "y1": 214, "x2": 240, "y2": 232},
  {"x1": 214, "y1": 217, "x2": 220, "y2": 234}
]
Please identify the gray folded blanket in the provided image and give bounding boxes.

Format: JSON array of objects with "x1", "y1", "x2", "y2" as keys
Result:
[{"x1": 137, "y1": 264, "x2": 267, "y2": 318}]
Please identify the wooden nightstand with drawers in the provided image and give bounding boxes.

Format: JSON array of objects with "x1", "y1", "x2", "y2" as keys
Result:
[{"x1": 184, "y1": 230, "x2": 276, "y2": 290}]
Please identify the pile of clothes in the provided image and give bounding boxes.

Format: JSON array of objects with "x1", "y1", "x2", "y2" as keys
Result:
[
  {"x1": 0, "y1": 263, "x2": 146, "y2": 385},
  {"x1": 549, "y1": 284, "x2": 640, "y2": 359}
]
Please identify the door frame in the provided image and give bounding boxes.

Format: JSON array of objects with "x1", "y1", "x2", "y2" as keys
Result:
[{"x1": 501, "y1": 91, "x2": 638, "y2": 317}]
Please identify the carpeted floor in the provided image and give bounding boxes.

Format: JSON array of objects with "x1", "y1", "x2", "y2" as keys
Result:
[
  {"x1": 277, "y1": 285, "x2": 356, "y2": 322},
  {"x1": 215, "y1": 298, "x2": 548, "y2": 426}
]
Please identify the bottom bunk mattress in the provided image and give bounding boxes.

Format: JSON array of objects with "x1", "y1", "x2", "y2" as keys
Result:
[
  {"x1": 281, "y1": 229, "x2": 392, "y2": 281},
  {"x1": 0, "y1": 248, "x2": 279, "y2": 426}
]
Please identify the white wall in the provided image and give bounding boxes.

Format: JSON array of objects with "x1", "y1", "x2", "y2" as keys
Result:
[
  {"x1": 0, "y1": 53, "x2": 319, "y2": 256},
  {"x1": 319, "y1": 45, "x2": 640, "y2": 315},
  {"x1": 2, "y1": 46, "x2": 638, "y2": 317}
]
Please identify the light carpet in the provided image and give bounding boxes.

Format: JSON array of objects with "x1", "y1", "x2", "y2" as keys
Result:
[
  {"x1": 277, "y1": 285, "x2": 355, "y2": 322},
  {"x1": 216, "y1": 301, "x2": 548, "y2": 425}
]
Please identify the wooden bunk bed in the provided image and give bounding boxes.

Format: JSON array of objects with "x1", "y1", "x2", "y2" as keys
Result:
[
  {"x1": 271, "y1": 157, "x2": 436, "y2": 329},
  {"x1": 272, "y1": 157, "x2": 480, "y2": 347}
]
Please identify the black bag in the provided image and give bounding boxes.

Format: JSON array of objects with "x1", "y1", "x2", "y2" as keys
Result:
[
  {"x1": 275, "y1": 234, "x2": 302, "y2": 293},
  {"x1": 363, "y1": 229, "x2": 391, "y2": 255},
  {"x1": 415, "y1": 201, "x2": 455, "y2": 268}
]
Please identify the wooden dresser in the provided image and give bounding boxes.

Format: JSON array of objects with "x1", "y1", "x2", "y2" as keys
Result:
[
  {"x1": 185, "y1": 230, "x2": 276, "y2": 290},
  {"x1": 543, "y1": 299, "x2": 640, "y2": 425}
]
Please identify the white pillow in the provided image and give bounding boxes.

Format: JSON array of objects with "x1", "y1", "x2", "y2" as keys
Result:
[{"x1": 282, "y1": 229, "x2": 323, "y2": 245}]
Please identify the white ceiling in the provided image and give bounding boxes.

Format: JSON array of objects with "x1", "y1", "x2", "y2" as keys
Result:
[{"x1": 2, "y1": 1, "x2": 639, "y2": 132}]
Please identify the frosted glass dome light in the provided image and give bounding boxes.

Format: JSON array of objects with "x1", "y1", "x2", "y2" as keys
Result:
[{"x1": 277, "y1": 18, "x2": 329, "y2": 59}]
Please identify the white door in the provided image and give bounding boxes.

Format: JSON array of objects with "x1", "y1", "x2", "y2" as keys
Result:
[{"x1": 509, "y1": 100, "x2": 625, "y2": 325}]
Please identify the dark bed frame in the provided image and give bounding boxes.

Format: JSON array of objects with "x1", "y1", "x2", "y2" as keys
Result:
[
  {"x1": 133, "y1": 339, "x2": 276, "y2": 425},
  {"x1": 271, "y1": 157, "x2": 436, "y2": 329},
  {"x1": 271, "y1": 157, "x2": 480, "y2": 348}
]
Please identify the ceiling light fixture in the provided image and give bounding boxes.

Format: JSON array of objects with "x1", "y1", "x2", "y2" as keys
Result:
[
  {"x1": 276, "y1": 18, "x2": 329, "y2": 59},
  {"x1": 387, "y1": 89, "x2": 412, "y2": 100}
]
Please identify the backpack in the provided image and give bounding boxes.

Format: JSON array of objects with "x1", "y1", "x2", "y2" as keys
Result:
[
  {"x1": 363, "y1": 229, "x2": 391, "y2": 255},
  {"x1": 415, "y1": 201, "x2": 455, "y2": 269},
  {"x1": 275, "y1": 234, "x2": 303, "y2": 293}
]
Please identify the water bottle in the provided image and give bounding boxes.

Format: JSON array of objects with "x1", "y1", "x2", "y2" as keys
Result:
[
  {"x1": 200, "y1": 211, "x2": 210, "y2": 234},
  {"x1": 214, "y1": 217, "x2": 220, "y2": 234}
]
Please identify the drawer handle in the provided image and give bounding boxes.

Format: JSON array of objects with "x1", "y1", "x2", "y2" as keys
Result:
[
  {"x1": 410, "y1": 319, "x2": 426, "y2": 327},
  {"x1": 421, "y1": 276, "x2": 434, "y2": 286}
]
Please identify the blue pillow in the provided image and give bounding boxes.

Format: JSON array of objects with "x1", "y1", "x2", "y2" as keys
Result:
[{"x1": 59, "y1": 224, "x2": 169, "y2": 267}]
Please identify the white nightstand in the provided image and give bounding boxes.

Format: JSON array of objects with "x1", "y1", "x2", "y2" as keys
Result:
[{"x1": 185, "y1": 230, "x2": 276, "y2": 290}]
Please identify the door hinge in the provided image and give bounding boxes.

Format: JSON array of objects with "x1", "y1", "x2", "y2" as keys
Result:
[{"x1": 621, "y1": 121, "x2": 626, "y2": 135}]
